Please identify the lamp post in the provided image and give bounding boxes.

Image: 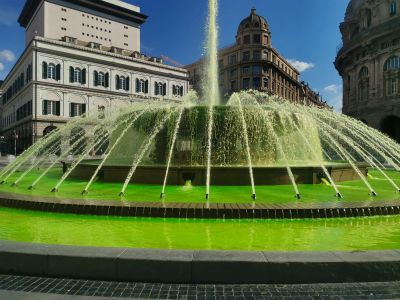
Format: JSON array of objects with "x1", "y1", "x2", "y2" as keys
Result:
[{"x1": 13, "y1": 130, "x2": 18, "y2": 156}]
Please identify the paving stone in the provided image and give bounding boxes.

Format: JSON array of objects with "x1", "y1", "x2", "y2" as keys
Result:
[{"x1": 1, "y1": 274, "x2": 400, "y2": 299}]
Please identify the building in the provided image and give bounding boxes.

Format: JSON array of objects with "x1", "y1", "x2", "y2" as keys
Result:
[
  {"x1": 335, "y1": 0, "x2": 400, "y2": 141},
  {"x1": 186, "y1": 8, "x2": 327, "y2": 107},
  {"x1": 0, "y1": 0, "x2": 189, "y2": 154}
]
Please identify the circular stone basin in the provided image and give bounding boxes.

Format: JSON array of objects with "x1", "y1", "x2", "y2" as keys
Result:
[{"x1": 0, "y1": 206, "x2": 400, "y2": 251}]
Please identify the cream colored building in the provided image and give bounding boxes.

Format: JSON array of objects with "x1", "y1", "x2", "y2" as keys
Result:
[
  {"x1": 20, "y1": 0, "x2": 144, "y2": 51},
  {"x1": 0, "y1": 0, "x2": 189, "y2": 154},
  {"x1": 186, "y1": 9, "x2": 327, "y2": 107},
  {"x1": 335, "y1": 0, "x2": 400, "y2": 141}
]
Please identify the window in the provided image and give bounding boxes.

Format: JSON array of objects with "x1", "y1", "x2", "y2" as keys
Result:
[
  {"x1": 42, "y1": 100, "x2": 60, "y2": 116},
  {"x1": 229, "y1": 54, "x2": 237, "y2": 65},
  {"x1": 94, "y1": 71, "x2": 109, "y2": 87},
  {"x1": 70, "y1": 67, "x2": 86, "y2": 84},
  {"x1": 253, "y1": 66, "x2": 262, "y2": 75},
  {"x1": 243, "y1": 35, "x2": 251, "y2": 44},
  {"x1": 263, "y1": 35, "x2": 269, "y2": 45},
  {"x1": 242, "y1": 67, "x2": 251, "y2": 75},
  {"x1": 243, "y1": 78, "x2": 250, "y2": 90},
  {"x1": 253, "y1": 34, "x2": 261, "y2": 44},
  {"x1": 74, "y1": 68, "x2": 82, "y2": 83},
  {"x1": 384, "y1": 56, "x2": 400, "y2": 71},
  {"x1": 230, "y1": 80, "x2": 237, "y2": 91},
  {"x1": 154, "y1": 82, "x2": 167, "y2": 96},
  {"x1": 358, "y1": 83, "x2": 369, "y2": 100},
  {"x1": 120, "y1": 76, "x2": 126, "y2": 90},
  {"x1": 242, "y1": 51, "x2": 250, "y2": 61},
  {"x1": 172, "y1": 85, "x2": 184, "y2": 96},
  {"x1": 230, "y1": 68, "x2": 237, "y2": 78},
  {"x1": 390, "y1": 1, "x2": 397, "y2": 15},
  {"x1": 388, "y1": 78, "x2": 398, "y2": 95},
  {"x1": 98, "y1": 72, "x2": 105, "y2": 86},
  {"x1": 253, "y1": 77, "x2": 261, "y2": 89},
  {"x1": 359, "y1": 66, "x2": 369, "y2": 78},
  {"x1": 136, "y1": 79, "x2": 149, "y2": 93},
  {"x1": 253, "y1": 50, "x2": 261, "y2": 60},
  {"x1": 263, "y1": 78, "x2": 269, "y2": 88},
  {"x1": 16, "y1": 101, "x2": 32, "y2": 121},
  {"x1": 48, "y1": 63, "x2": 56, "y2": 79},
  {"x1": 70, "y1": 103, "x2": 86, "y2": 117}
]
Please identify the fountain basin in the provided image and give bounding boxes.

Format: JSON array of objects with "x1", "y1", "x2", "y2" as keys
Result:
[
  {"x1": 0, "y1": 209, "x2": 400, "y2": 283},
  {"x1": 69, "y1": 161, "x2": 368, "y2": 186}
]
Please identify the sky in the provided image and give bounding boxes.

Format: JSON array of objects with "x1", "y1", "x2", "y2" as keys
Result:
[{"x1": 0, "y1": 0, "x2": 349, "y2": 111}]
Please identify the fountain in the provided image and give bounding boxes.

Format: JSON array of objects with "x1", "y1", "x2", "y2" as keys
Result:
[
  {"x1": 1, "y1": 0, "x2": 400, "y2": 286},
  {"x1": 0, "y1": 0, "x2": 399, "y2": 206}
]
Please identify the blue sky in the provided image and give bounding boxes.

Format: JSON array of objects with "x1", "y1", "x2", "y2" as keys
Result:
[{"x1": 0, "y1": 0, "x2": 349, "y2": 110}]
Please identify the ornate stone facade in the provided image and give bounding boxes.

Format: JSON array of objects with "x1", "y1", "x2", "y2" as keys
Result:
[
  {"x1": 186, "y1": 9, "x2": 328, "y2": 107},
  {"x1": 335, "y1": 0, "x2": 400, "y2": 141}
]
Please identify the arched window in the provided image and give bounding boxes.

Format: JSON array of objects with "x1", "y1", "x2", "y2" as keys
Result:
[
  {"x1": 98, "y1": 72, "x2": 105, "y2": 86},
  {"x1": 172, "y1": 85, "x2": 184, "y2": 96},
  {"x1": 48, "y1": 63, "x2": 56, "y2": 79},
  {"x1": 155, "y1": 82, "x2": 166, "y2": 96},
  {"x1": 359, "y1": 66, "x2": 369, "y2": 78},
  {"x1": 384, "y1": 56, "x2": 399, "y2": 96},
  {"x1": 384, "y1": 56, "x2": 400, "y2": 71},
  {"x1": 390, "y1": 1, "x2": 397, "y2": 15},
  {"x1": 74, "y1": 68, "x2": 81, "y2": 83},
  {"x1": 358, "y1": 66, "x2": 369, "y2": 101},
  {"x1": 136, "y1": 79, "x2": 148, "y2": 94}
]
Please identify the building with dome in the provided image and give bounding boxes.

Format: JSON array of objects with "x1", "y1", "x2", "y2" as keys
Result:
[
  {"x1": 335, "y1": 0, "x2": 400, "y2": 141},
  {"x1": 185, "y1": 9, "x2": 327, "y2": 106}
]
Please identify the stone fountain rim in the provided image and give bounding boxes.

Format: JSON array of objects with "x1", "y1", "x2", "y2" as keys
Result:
[
  {"x1": 0, "y1": 191, "x2": 399, "y2": 219},
  {"x1": 0, "y1": 239, "x2": 399, "y2": 284}
]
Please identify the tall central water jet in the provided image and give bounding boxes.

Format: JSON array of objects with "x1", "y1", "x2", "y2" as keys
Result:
[
  {"x1": 204, "y1": 0, "x2": 220, "y2": 200},
  {"x1": 203, "y1": 0, "x2": 220, "y2": 106}
]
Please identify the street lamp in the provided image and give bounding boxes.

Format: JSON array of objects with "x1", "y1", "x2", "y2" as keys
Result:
[{"x1": 12, "y1": 130, "x2": 18, "y2": 156}]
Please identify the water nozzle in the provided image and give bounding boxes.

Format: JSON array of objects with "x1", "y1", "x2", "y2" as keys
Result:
[
  {"x1": 119, "y1": 192, "x2": 125, "y2": 197},
  {"x1": 28, "y1": 185, "x2": 34, "y2": 190},
  {"x1": 205, "y1": 193, "x2": 209, "y2": 200},
  {"x1": 371, "y1": 191, "x2": 377, "y2": 197},
  {"x1": 160, "y1": 193, "x2": 165, "y2": 199},
  {"x1": 11, "y1": 182, "x2": 17, "y2": 187},
  {"x1": 336, "y1": 192, "x2": 343, "y2": 199},
  {"x1": 51, "y1": 188, "x2": 58, "y2": 193},
  {"x1": 81, "y1": 190, "x2": 88, "y2": 195},
  {"x1": 0, "y1": 180, "x2": 5, "y2": 185},
  {"x1": 252, "y1": 194, "x2": 257, "y2": 200},
  {"x1": 295, "y1": 194, "x2": 301, "y2": 200}
]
